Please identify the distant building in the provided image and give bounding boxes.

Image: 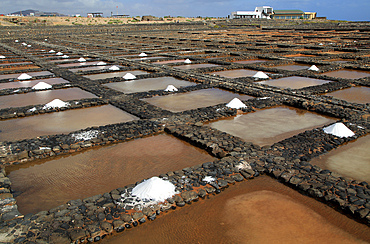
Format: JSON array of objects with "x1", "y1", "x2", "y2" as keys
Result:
[
  {"x1": 87, "y1": 13, "x2": 103, "y2": 18},
  {"x1": 230, "y1": 6, "x2": 273, "y2": 19},
  {"x1": 272, "y1": 10, "x2": 304, "y2": 19}
]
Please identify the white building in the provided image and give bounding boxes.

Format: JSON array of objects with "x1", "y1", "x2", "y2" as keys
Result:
[{"x1": 230, "y1": 6, "x2": 273, "y2": 19}]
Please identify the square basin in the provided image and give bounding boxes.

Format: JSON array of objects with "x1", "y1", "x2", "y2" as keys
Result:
[
  {"x1": 0, "y1": 78, "x2": 69, "y2": 90},
  {"x1": 83, "y1": 70, "x2": 149, "y2": 80},
  {"x1": 0, "y1": 65, "x2": 40, "y2": 71},
  {"x1": 322, "y1": 69, "x2": 370, "y2": 79},
  {"x1": 309, "y1": 135, "x2": 369, "y2": 182},
  {"x1": 0, "y1": 87, "x2": 97, "y2": 109},
  {"x1": 273, "y1": 64, "x2": 311, "y2": 71},
  {"x1": 0, "y1": 71, "x2": 53, "y2": 80},
  {"x1": 175, "y1": 64, "x2": 220, "y2": 70},
  {"x1": 142, "y1": 88, "x2": 254, "y2": 112},
  {"x1": 208, "y1": 106, "x2": 336, "y2": 146},
  {"x1": 153, "y1": 59, "x2": 186, "y2": 64},
  {"x1": 0, "y1": 105, "x2": 138, "y2": 142},
  {"x1": 324, "y1": 86, "x2": 370, "y2": 104},
  {"x1": 233, "y1": 59, "x2": 269, "y2": 64},
  {"x1": 258, "y1": 76, "x2": 331, "y2": 89},
  {"x1": 210, "y1": 69, "x2": 258, "y2": 78},
  {"x1": 104, "y1": 76, "x2": 197, "y2": 94},
  {"x1": 57, "y1": 61, "x2": 103, "y2": 68},
  {"x1": 6, "y1": 134, "x2": 214, "y2": 214},
  {"x1": 130, "y1": 56, "x2": 167, "y2": 61},
  {"x1": 68, "y1": 66, "x2": 109, "y2": 72}
]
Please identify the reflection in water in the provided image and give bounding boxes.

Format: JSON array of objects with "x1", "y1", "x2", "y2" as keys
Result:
[
  {"x1": 310, "y1": 135, "x2": 370, "y2": 182},
  {"x1": 83, "y1": 70, "x2": 149, "y2": 80},
  {"x1": 175, "y1": 64, "x2": 220, "y2": 70},
  {"x1": 258, "y1": 76, "x2": 331, "y2": 89},
  {"x1": 142, "y1": 88, "x2": 254, "y2": 112},
  {"x1": 0, "y1": 105, "x2": 138, "y2": 141},
  {"x1": 323, "y1": 69, "x2": 370, "y2": 79},
  {"x1": 7, "y1": 134, "x2": 214, "y2": 215},
  {"x1": 0, "y1": 78, "x2": 69, "y2": 90},
  {"x1": 210, "y1": 69, "x2": 258, "y2": 78},
  {"x1": 0, "y1": 87, "x2": 97, "y2": 109},
  {"x1": 102, "y1": 176, "x2": 369, "y2": 244},
  {"x1": 325, "y1": 87, "x2": 370, "y2": 104},
  {"x1": 273, "y1": 64, "x2": 311, "y2": 71},
  {"x1": 104, "y1": 77, "x2": 196, "y2": 94},
  {"x1": 209, "y1": 106, "x2": 336, "y2": 146}
]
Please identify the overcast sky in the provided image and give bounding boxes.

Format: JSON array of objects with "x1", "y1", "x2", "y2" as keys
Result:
[{"x1": 1, "y1": 0, "x2": 369, "y2": 21}]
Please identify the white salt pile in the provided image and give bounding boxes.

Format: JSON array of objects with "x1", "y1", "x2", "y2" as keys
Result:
[
  {"x1": 123, "y1": 73, "x2": 136, "y2": 80},
  {"x1": 22, "y1": 43, "x2": 27, "y2": 46},
  {"x1": 252, "y1": 71, "x2": 269, "y2": 79},
  {"x1": 17, "y1": 73, "x2": 32, "y2": 80},
  {"x1": 308, "y1": 65, "x2": 319, "y2": 71},
  {"x1": 45, "y1": 39, "x2": 48, "y2": 41},
  {"x1": 0, "y1": 55, "x2": 5, "y2": 59},
  {"x1": 15, "y1": 40, "x2": 19, "y2": 43},
  {"x1": 32, "y1": 82, "x2": 52, "y2": 90},
  {"x1": 109, "y1": 65, "x2": 120, "y2": 71},
  {"x1": 323, "y1": 122, "x2": 355, "y2": 138},
  {"x1": 56, "y1": 52, "x2": 63, "y2": 56},
  {"x1": 43, "y1": 99, "x2": 70, "y2": 110},
  {"x1": 96, "y1": 61, "x2": 107, "y2": 66},
  {"x1": 78, "y1": 57, "x2": 86, "y2": 62},
  {"x1": 164, "y1": 85, "x2": 178, "y2": 92},
  {"x1": 226, "y1": 98, "x2": 247, "y2": 109},
  {"x1": 203, "y1": 176, "x2": 216, "y2": 183},
  {"x1": 49, "y1": 50, "x2": 55, "y2": 53},
  {"x1": 62, "y1": 55, "x2": 69, "y2": 59},
  {"x1": 184, "y1": 58, "x2": 192, "y2": 64},
  {"x1": 139, "y1": 52, "x2": 147, "y2": 57},
  {"x1": 27, "y1": 45, "x2": 31, "y2": 47},
  {"x1": 132, "y1": 177, "x2": 176, "y2": 202}
]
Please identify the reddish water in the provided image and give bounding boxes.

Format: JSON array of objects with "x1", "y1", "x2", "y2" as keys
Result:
[
  {"x1": 0, "y1": 87, "x2": 97, "y2": 109},
  {"x1": 322, "y1": 69, "x2": 370, "y2": 79},
  {"x1": 142, "y1": 88, "x2": 254, "y2": 112},
  {"x1": 209, "y1": 106, "x2": 336, "y2": 146},
  {"x1": 0, "y1": 78, "x2": 69, "y2": 90},
  {"x1": 175, "y1": 64, "x2": 220, "y2": 70},
  {"x1": 324, "y1": 86, "x2": 370, "y2": 104},
  {"x1": 83, "y1": 70, "x2": 149, "y2": 80},
  {"x1": 210, "y1": 69, "x2": 258, "y2": 78},
  {"x1": 0, "y1": 61, "x2": 33, "y2": 66},
  {"x1": 310, "y1": 135, "x2": 370, "y2": 182},
  {"x1": 273, "y1": 64, "x2": 311, "y2": 71},
  {"x1": 0, "y1": 105, "x2": 138, "y2": 142},
  {"x1": 258, "y1": 76, "x2": 331, "y2": 89},
  {"x1": 104, "y1": 77, "x2": 196, "y2": 94},
  {"x1": 102, "y1": 176, "x2": 370, "y2": 244},
  {"x1": 0, "y1": 71, "x2": 53, "y2": 80},
  {"x1": 0, "y1": 65, "x2": 40, "y2": 71},
  {"x1": 6, "y1": 134, "x2": 214, "y2": 215},
  {"x1": 233, "y1": 59, "x2": 268, "y2": 64}
]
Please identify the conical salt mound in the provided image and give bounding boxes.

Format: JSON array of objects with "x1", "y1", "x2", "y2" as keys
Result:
[
  {"x1": 165, "y1": 85, "x2": 178, "y2": 92},
  {"x1": 139, "y1": 52, "x2": 147, "y2": 57},
  {"x1": 78, "y1": 57, "x2": 86, "y2": 62},
  {"x1": 123, "y1": 73, "x2": 136, "y2": 80},
  {"x1": 109, "y1": 65, "x2": 120, "y2": 71},
  {"x1": 15, "y1": 40, "x2": 19, "y2": 43},
  {"x1": 56, "y1": 52, "x2": 63, "y2": 56},
  {"x1": 43, "y1": 99, "x2": 69, "y2": 109},
  {"x1": 49, "y1": 50, "x2": 55, "y2": 53},
  {"x1": 96, "y1": 61, "x2": 107, "y2": 66},
  {"x1": 132, "y1": 177, "x2": 176, "y2": 202},
  {"x1": 0, "y1": 55, "x2": 5, "y2": 59},
  {"x1": 308, "y1": 65, "x2": 319, "y2": 71},
  {"x1": 323, "y1": 122, "x2": 355, "y2": 138},
  {"x1": 226, "y1": 98, "x2": 247, "y2": 109},
  {"x1": 184, "y1": 58, "x2": 192, "y2": 64},
  {"x1": 32, "y1": 82, "x2": 52, "y2": 90},
  {"x1": 18, "y1": 73, "x2": 32, "y2": 80},
  {"x1": 62, "y1": 55, "x2": 69, "y2": 59},
  {"x1": 252, "y1": 71, "x2": 269, "y2": 79}
]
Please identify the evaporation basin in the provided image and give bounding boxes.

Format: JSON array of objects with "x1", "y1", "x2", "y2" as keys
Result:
[
  {"x1": 324, "y1": 86, "x2": 370, "y2": 104},
  {"x1": 258, "y1": 76, "x2": 331, "y2": 89}
]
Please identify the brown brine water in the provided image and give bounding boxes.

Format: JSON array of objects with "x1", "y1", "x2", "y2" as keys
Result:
[
  {"x1": 258, "y1": 76, "x2": 331, "y2": 89},
  {"x1": 324, "y1": 86, "x2": 370, "y2": 104}
]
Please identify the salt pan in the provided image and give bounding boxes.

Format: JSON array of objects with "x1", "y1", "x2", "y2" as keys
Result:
[
  {"x1": 184, "y1": 59, "x2": 192, "y2": 64},
  {"x1": 139, "y1": 52, "x2": 147, "y2": 57},
  {"x1": 78, "y1": 57, "x2": 86, "y2": 62},
  {"x1": 226, "y1": 98, "x2": 247, "y2": 109},
  {"x1": 123, "y1": 73, "x2": 136, "y2": 80},
  {"x1": 252, "y1": 71, "x2": 269, "y2": 79},
  {"x1": 323, "y1": 122, "x2": 355, "y2": 138},
  {"x1": 96, "y1": 61, "x2": 107, "y2": 66},
  {"x1": 164, "y1": 85, "x2": 178, "y2": 92},
  {"x1": 308, "y1": 65, "x2": 319, "y2": 71},
  {"x1": 132, "y1": 177, "x2": 176, "y2": 202},
  {"x1": 43, "y1": 99, "x2": 70, "y2": 110},
  {"x1": 17, "y1": 73, "x2": 32, "y2": 80},
  {"x1": 109, "y1": 65, "x2": 120, "y2": 71},
  {"x1": 32, "y1": 82, "x2": 52, "y2": 90}
]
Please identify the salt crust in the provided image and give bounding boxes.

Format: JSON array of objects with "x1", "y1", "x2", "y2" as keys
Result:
[
  {"x1": 226, "y1": 98, "x2": 247, "y2": 109},
  {"x1": 132, "y1": 177, "x2": 176, "y2": 202},
  {"x1": 71, "y1": 130, "x2": 99, "y2": 141},
  {"x1": 17, "y1": 73, "x2": 32, "y2": 80},
  {"x1": 323, "y1": 122, "x2": 355, "y2": 138},
  {"x1": 123, "y1": 73, "x2": 136, "y2": 80},
  {"x1": 164, "y1": 85, "x2": 178, "y2": 92},
  {"x1": 32, "y1": 82, "x2": 52, "y2": 90},
  {"x1": 202, "y1": 176, "x2": 216, "y2": 183},
  {"x1": 252, "y1": 71, "x2": 269, "y2": 79},
  {"x1": 43, "y1": 99, "x2": 70, "y2": 110}
]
